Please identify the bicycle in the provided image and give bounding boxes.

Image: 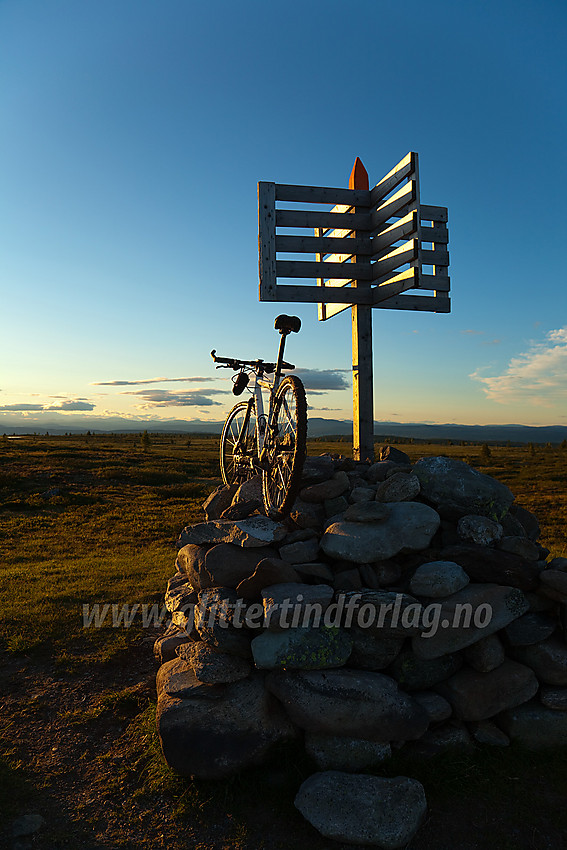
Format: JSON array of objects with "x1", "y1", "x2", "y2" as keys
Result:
[{"x1": 211, "y1": 315, "x2": 307, "y2": 520}]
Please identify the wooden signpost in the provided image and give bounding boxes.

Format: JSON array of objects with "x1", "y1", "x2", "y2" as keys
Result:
[{"x1": 258, "y1": 152, "x2": 450, "y2": 462}]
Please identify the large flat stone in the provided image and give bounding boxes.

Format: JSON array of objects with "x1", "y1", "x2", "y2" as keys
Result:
[
  {"x1": 411, "y1": 584, "x2": 529, "y2": 660},
  {"x1": 294, "y1": 771, "x2": 427, "y2": 848},
  {"x1": 321, "y1": 502, "x2": 441, "y2": 563},
  {"x1": 266, "y1": 669, "x2": 429, "y2": 742},
  {"x1": 178, "y1": 517, "x2": 286, "y2": 548},
  {"x1": 437, "y1": 660, "x2": 538, "y2": 721}
]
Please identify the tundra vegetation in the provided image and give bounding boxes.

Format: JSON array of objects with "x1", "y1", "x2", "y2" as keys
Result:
[{"x1": 0, "y1": 433, "x2": 566, "y2": 848}]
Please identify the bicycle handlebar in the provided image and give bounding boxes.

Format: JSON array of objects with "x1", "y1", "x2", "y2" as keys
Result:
[{"x1": 210, "y1": 350, "x2": 295, "y2": 372}]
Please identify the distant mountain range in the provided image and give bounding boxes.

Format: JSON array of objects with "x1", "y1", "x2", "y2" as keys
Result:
[{"x1": 2, "y1": 414, "x2": 567, "y2": 444}]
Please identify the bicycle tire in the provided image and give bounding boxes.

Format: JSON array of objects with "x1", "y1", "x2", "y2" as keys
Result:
[
  {"x1": 262, "y1": 375, "x2": 307, "y2": 519},
  {"x1": 220, "y1": 401, "x2": 258, "y2": 486}
]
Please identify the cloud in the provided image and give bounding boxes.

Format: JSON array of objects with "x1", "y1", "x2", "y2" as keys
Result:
[
  {"x1": 470, "y1": 326, "x2": 567, "y2": 406},
  {"x1": 47, "y1": 400, "x2": 95, "y2": 411},
  {"x1": 461, "y1": 329, "x2": 484, "y2": 336},
  {"x1": 122, "y1": 388, "x2": 226, "y2": 408},
  {"x1": 0, "y1": 403, "x2": 45, "y2": 411},
  {"x1": 93, "y1": 377, "x2": 213, "y2": 386},
  {"x1": 294, "y1": 369, "x2": 350, "y2": 391},
  {"x1": 0, "y1": 398, "x2": 95, "y2": 412}
]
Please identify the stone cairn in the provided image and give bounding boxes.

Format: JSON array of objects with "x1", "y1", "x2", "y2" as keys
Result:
[{"x1": 154, "y1": 447, "x2": 567, "y2": 848}]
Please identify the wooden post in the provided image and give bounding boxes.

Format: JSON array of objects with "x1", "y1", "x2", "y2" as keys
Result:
[{"x1": 350, "y1": 157, "x2": 374, "y2": 462}]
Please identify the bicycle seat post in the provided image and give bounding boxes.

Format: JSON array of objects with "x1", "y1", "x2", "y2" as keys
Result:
[
  {"x1": 274, "y1": 329, "x2": 289, "y2": 388},
  {"x1": 273, "y1": 314, "x2": 301, "y2": 387}
]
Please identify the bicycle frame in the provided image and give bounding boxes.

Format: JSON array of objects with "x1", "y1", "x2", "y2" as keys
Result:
[{"x1": 231, "y1": 330, "x2": 291, "y2": 469}]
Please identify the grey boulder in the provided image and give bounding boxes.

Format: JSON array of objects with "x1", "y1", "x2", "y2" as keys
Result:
[
  {"x1": 457, "y1": 514, "x2": 503, "y2": 546},
  {"x1": 497, "y1": 701, "x2": 567, "y2": 749},
  {"x1": 321, "y1": 502, "x2": 440, "y2": 563},
  {"x1": 266, "y1": 669, "x2": 429, "y2": 742},
  {"x1": 413, "y1": 456, "x2": 514, "y2": 520},
  {"x1": 294, "y1": 771, "x2": 427, "y2": 848},
  {"x1": 437, "y1": 660, "x2": 538, "y2": 721},
  {"x1": 251, "y1": 625, "x2": 353, "y2": 670},
  {"x1": 409, "y1": 560, "x2": 469, "y2": 598},
  {"x1": 374, "y1": 472, "x2": 420, "y2": 503},
  {"x1": 178, "y1": 516, "x2": 286, "y2": 548},
  {"x1": 157, "y1": 673, "x2": 296, "y2": 778},
  {"x1": 176, "y1": 641, "x2": 251, "y2": 684},
  {"x1": 411, "y1": 583, "x2": 529, "y2": 660},
  {"x1": 511, "y1": 637, "x2": 567, "y2": 685}
]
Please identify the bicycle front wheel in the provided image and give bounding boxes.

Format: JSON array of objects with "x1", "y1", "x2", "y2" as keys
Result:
[
  {"x1": 262, "y1": 375, "x2": 307, "y2": 519},
  {"x1": 220, "y1": 401, "x2": 258, "y2": 486}
]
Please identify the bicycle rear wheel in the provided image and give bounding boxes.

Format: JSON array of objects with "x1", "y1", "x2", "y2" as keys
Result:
[
  {"x1": 220, "y1": 401, "x2": 258, "y2": 486},
  {"x1": 262, "y1": 375, "x2": 307, "y2": 519}
]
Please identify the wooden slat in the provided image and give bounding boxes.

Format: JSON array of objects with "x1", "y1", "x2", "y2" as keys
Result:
[
  {"x1": 319, "y1": 300, "x2": 352, "y2": 321},
  {"x1": 371, "y1": 181, "x2": 416, "y2": 227},
  {"x1": 420, "y1": 205, "x2": 448, "y2": 222},
  {"x1": 372, "y1": 268, "x2": 418, "y2": 303},
  {"x1": 419, "y1": 273, "x2": 451, "y2": 292},
  {"x1": 371, "y1": 210, "x2": 418, "y2": 254},
  {"x1": 276, "y1": 209, "x2": 371, "y2": 230},
  {"x1": 372, "y1": 242, "x2": 418, "y2": 280},
  {"x1": 370, "y1": 152, "x2": 416, "y2": 205},
  {"x1": 277, "y1": 260, "x2": 373, "y2": 280},
  {"x1": 275, "y1": 183, "x2": 370, "y2": 206},
  {"x1": 373, "y1": 293, "x2": 451, "y2": 312},
  {"x1": 421, "y1": 249, "x2": 449, "y2": 267},
  {"x1": 275, "y1": 284, "x2": 372, "y2": 304},
  {"x1": 275, "y1": 234, "x2": 373, "y2": 255},
  {"x1": 419, "y1": 223, "x2": 448, "y2": 244},
  {"x1": 258, "y1": 182, "x2": 277, "y2": 301},
  {"x1": 373, "y1": 237, "x2": 417, "y2": 262}
]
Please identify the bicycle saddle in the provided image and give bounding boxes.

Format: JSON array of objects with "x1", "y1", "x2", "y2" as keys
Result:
[{"x1": 274, "y1": 314, "x2": 301, "y2": 334}]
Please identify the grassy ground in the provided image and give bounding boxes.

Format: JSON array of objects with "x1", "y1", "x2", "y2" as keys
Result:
[{"x1": 1, "y1": 433, "x2": 566, "y2": 849}]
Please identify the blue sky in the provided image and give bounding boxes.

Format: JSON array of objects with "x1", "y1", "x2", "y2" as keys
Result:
[{"x1": 1, "y1": 0, "x2": 566, "y2": 431}]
